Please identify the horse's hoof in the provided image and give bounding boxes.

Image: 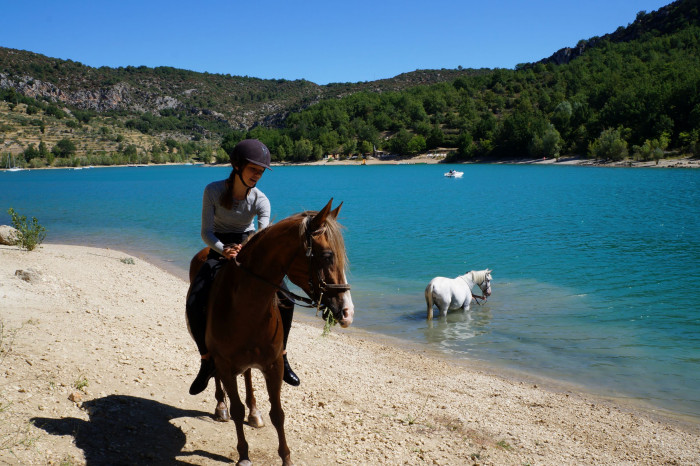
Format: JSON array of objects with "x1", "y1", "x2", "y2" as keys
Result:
[
  {"x1": 247, "y1": 413, "x2": 265, "y2": 428},
  {"x1": 214, "y1": 407, "x2": 230, "y2": 422},
  {"x1": 237, "y1": 460, "x2": 252, "y2": 466}
]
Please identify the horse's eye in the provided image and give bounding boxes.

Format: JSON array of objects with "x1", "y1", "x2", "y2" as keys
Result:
[{"x1": 322, "y1": 251, "x2": 334, "y2": 265}]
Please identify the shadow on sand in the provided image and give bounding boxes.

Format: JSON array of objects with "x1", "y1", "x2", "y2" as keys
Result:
[{"x1": 31, "y1": 394, "x2": 233, "y2": 465}]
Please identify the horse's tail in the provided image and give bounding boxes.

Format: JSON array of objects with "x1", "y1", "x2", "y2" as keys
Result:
[{"x1": 425, "y1": 282, "x2": 435, "y2": 320}]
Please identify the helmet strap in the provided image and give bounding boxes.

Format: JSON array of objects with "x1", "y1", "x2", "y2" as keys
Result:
[{"x1": 234, "y1": 167, "x2": 254, "y2": 196}]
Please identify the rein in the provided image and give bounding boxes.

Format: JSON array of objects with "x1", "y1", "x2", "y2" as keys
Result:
[
  {"x1": 231, "y1": 258, "x2": 319, "y2": 309},
  {"x1": 460, "y1": 274, "x2": 488, "y2": 305},
  {"x1": 230, "y1": 214, "x2": 351, "y2": 313}
]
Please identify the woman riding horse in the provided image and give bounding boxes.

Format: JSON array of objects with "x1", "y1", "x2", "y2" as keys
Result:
[{"x1": 185, "y1": 139, "x2": 300, "y2": 395}]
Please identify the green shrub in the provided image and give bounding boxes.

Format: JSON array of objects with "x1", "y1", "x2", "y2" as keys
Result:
[
  {"x1": 6, "y1": 208, "x2": 47, "y2": 251},
  {"x1": 588, "y1": 127, "x2": 629, "y2": 161}
]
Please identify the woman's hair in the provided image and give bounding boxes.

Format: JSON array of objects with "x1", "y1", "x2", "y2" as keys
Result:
[{"x1": 219, "y1": 159, "x2": 247, "y2": 210}]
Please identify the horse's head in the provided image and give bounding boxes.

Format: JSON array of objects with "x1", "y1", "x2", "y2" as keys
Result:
[
  {"x1": 287, "y1": 199, "x2": 354, "y2": 328},
  {"x1": 479, "y1": 269, "x2": 493, "y2": 297}
]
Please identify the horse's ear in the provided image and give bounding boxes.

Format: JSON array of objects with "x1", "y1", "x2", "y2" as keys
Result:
[
  {"x1": 330, "y1": 201, "x2": 343, "y2": 219},
  {"x1": 309, "y1": 198, "x2": 333, "y2": 231}
]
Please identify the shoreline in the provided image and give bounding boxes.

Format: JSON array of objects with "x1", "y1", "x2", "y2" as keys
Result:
[
  {"x1": 1, "y1": 243, "x2": 699, "y2": 465},
  {"x1": 45, "y1": 238, "x2": 700, "y2": 425},
  {"x1": 3, "y1": 154, "x2": 699, "y2": 172}
]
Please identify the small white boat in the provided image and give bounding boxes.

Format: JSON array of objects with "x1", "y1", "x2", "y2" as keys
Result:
[
  {"x1": 4, "y1": 155, "x2": 25, "y2": 172},
  {"x1": 444, "y1": 170, "x2": 463, "y2": 178}
]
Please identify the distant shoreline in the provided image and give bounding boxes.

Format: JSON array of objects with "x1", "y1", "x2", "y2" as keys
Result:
[
  {"x1": 290, "y1": 153, "x2": 700, "y2": 169},
  {"x1": 3, "y1": 154, "x2": 699, "y2": 172}
]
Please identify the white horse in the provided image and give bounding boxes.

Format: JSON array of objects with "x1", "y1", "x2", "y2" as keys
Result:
[{"x1": 425, "y1": 269, "x2": 492, "y2": 320}]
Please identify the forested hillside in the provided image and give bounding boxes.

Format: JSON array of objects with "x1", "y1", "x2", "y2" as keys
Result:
[
  {"x1": 239, "y1": 0, "x2": 699, "y2": 163},
  {"x1": 1, "y1": 0, "x2": 698, "y2": 167}
]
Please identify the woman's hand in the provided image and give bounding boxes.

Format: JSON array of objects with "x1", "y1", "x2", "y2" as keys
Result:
[{"x1": 222, "y1": 244, "x2": 242, "y2": 259}]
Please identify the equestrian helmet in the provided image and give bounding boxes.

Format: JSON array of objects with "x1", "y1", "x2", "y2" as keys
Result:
[{"x1": 231, "y1": 139, "x2": 272, "y2": 170}]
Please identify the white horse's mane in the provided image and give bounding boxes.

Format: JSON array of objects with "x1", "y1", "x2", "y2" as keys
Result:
[{"x1": 469, "y1": 270, "x2": 490, "y2": 284}]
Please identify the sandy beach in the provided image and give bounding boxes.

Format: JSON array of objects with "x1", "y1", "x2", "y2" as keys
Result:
[
  {"x1": 1, "y1": 243, "x2": 699, "y2": 465},
  {"x1": 289, "y1": 153, "x2": 700, "y2": 169}
]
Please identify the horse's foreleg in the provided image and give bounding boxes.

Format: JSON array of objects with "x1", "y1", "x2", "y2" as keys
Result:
[
  {"x1": 214, "y1": 375, "x2": 230, "y2": 422},
  {"x1": 264, "y1": 359, "x2": 292, "y2": 466},
  {"x1": 462, "y1": 293, "x2": 472, "y2": 312},
  {"x1": 219, "y1": 370, "x2": 250, "y2": 465},
  {"x1": 244, "y1": 368, "x2": 264, "y2": 428},
  {"x1": 425, "y1": 286, "x2": 434, "y2": 320}
]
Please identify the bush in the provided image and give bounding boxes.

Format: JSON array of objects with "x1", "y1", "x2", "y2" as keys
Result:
[
  {"x1": 6, "y1": 208, "x2": 47, "y2": 251},
  {"x1": 588, "y1": 128, "x2": 628, "y2": 161}
]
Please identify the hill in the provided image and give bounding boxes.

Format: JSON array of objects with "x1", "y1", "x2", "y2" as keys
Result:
[{"x1": 1, "y1": 0, "x2": 699, "y2": 167}]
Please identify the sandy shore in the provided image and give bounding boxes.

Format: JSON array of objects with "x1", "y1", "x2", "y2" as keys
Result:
[
  {"x1": 1, "y1": 244, "x2": 699, "y2": 465},
  {"x1": 287, "y1": 153, "x2": 700, "y2": 169}
]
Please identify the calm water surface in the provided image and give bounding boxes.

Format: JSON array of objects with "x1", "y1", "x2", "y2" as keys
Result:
[{"x1": 2, "y1": 164, "x2": 699, "y2": 420}]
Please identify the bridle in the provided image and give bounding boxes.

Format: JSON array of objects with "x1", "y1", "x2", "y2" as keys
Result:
[
  {"x1": 233, "y1": 215, "x2": 351, "y2": 316},
  {"x1": 470, "y1": 275, "x2": 491, "y2": 305},
  {"x1": 303, "y1": 218, "x2": 351, "y2": 302}
]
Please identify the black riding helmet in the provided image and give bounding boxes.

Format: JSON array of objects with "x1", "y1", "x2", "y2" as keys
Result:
[{"x1": 231, "y1": 139, "x2": 272, "y2": 170}]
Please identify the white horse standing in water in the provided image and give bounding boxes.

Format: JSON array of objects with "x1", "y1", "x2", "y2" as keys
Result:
[{"x1": 425, "y1": 269, "x2": 492, "y2": 320}]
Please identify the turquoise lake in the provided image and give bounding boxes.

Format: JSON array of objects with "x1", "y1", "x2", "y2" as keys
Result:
[{"x1": 2, "y1": 164, "x2": 699, "y2": 420}]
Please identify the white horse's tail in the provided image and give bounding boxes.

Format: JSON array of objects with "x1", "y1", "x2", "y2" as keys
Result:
[{"x1": 425, "y1": 283, "x2": 435, "y2": 320}]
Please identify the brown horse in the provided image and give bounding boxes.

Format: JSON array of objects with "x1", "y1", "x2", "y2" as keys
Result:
[{"x1": 187, "y1": 199, "x2": 354, "y2": 466}]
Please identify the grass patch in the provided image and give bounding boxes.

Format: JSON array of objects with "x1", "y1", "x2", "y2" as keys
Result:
[
  {"x1": 74, "y1": 377, "x2": 89, "y2": 391},
  {"x1": 496, "y1": 440, "x2": 512, "y2": 450},
  {"x1": 403, "y1": 396, "x2": 429, "y2": 426}
]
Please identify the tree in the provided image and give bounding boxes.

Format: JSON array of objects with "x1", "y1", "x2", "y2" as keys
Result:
[
  {"x1": 406, "y1": 135, "x2": 427, "y2": 155},
  {"x1": 529, "y1": 124, "x2": 562, "y2": 158},
  {"x1": 23, "y1": 144, "x2": 40, "y2": 161},
  {"x1": 51, "y1": 138, "x2": 77, "y2": 158},
  {"x1": 292, "y1": 139, "x2": 313, "y2": 162},
  {"x1": 588, "y1": 128, "x2": 628, "y2": 161}
]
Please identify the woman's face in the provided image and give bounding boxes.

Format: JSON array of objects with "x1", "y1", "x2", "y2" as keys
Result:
[{"x1": 239, "y1": 163, "x2": 265, "y2": 187}]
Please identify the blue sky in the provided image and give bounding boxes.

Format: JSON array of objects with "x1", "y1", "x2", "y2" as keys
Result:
[{"x1": 1, "y1": 0, "x2": 672, "y2": 85}]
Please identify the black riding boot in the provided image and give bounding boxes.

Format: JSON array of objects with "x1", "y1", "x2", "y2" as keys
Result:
[
  {"x1": 279, "y1": 289, "x2": 300, "y2": 386},
  {"x1": 186, "y1": 256, "x2": 224, "y2": 395},
  {"x1": 189, "y1": 357, "x2": 216, "y2": 395},
  {"x1": 283, "y1": 353, "x2": 299, "y2": 386}
]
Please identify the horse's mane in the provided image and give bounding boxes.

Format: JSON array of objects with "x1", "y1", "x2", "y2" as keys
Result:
[
  {"x1": 299, "y1": 211, "x2": 348, "y2": 272},
  {"x1": 238, "y1": 211, "x2": 347, "y2": 272},
  {"x1": 470, "y1": 270, "x2": 490, "y2": 284}
]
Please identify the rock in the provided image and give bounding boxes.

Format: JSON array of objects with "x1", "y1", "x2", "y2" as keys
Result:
[
  {"x1": 15, "y1": 268, "x2": 42, "y2": 283},
  {"x1": 0, "y1": 225, "x2": 19, "y2": 245}
]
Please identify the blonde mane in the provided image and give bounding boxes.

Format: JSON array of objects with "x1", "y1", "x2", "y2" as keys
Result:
[
  {"x1": 239, "y1": 210, "x2": 347, "y2": 273},
  {"x1": 470, "y1": 270, "x2": 490, "y2": 284},
  {"x1": 300, "y1": 212, "x2": 348, "y2": 273}
]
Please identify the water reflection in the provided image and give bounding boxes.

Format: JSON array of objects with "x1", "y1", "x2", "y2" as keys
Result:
[{"x1": 424, "y1": 305, "x2": 493, "y2": 351}]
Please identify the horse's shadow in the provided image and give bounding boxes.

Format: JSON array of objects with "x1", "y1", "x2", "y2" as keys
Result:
[{"x1": 31, "y1": 394, "x2": 233, "y2": 465}]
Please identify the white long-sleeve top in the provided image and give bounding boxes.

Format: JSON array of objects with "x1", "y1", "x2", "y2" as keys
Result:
[{"x1": 200, "y1": 179, "x2": 270, "y2": 255}]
